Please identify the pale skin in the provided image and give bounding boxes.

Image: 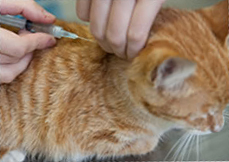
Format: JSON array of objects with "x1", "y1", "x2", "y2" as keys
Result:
[
  {"x1": 0, "y1": 0, "x2": 56, "y2": 84},
  {"x1": 0, "y1": 0, "x2": 165, "y2": 84},
  {"x1": 76, "y1": 0, "x2": 165, "y2": 59}
]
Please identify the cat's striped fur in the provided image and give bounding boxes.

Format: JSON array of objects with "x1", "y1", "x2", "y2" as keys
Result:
[{"x1": 0, "y1": 1, "x2": 228, "y2": 161}]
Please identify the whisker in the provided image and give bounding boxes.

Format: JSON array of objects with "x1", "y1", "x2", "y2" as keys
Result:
[
  {"x1": 187, "y1": 134, "x2": 195, "y2": 160},
  {"x1": 172, "y1": 133, "x2": 190, "y2": 161},
  {"x1": 164, "y1": 132, "x2": 188, "y2": 161},
  {"x1": 177, "y1": 135, "x2": 191, "y2": 161},
  {"x1": 196, "y1": 135, "x2": 200, "y2": 161},
  {"x1": 200, "y1": 135, "x2": 203, "y2": 157},
  {"x1": 160, "y1": 133, "x2": 169, "y2": 142},
  {"x1": 180, "y1": 133, "x2": 193, "y2": 161}
]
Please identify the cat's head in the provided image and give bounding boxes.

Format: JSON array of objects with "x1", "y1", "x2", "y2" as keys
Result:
[{"x1": 128, "y1": 0, "x2": 229, "y2": 134}]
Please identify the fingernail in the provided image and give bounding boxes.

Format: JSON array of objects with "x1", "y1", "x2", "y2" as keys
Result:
[
  {"x1": 43, "y1": 9, "x2": 55, "y2": 20},
  {"x1": 47, "y1": 38, "x2": 56, "y2": 47}
]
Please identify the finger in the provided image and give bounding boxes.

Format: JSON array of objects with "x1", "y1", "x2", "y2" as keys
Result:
[
  {"x1": 0, "y1": 28, "x2": 56, "y2": 59},
  {"x1": 106, "y1": 0, "x2": 136, "y2": 58},
  {"x1": 0, "y1": 28, "x2": 25, "y2": 57},
  {"x1": 0, "y1": 0, "x2": 55, "y2": 23},
  {"x1": 0, "y1": 53, "x2": 33, "y2": 84},
  {"x1": 19, "y1": 30, "x2": 56, "y2": 54},
  {"x1": 0, "y1": 54, "x2": 19, "y2": 64},
  {"x1": 127, "y1": 0, "x2": 165, "y2": 60},
  {"x1": 76, "y1": 0, "x2": 92, "y2": 21},
  {"x1": 90, "y1": 0, "x2": 113, "y2": 53},
  {"x1": 18, "y1": 29, "x2": 33, "y2": 35},
  {"x1": 0, "y1": 30, "x2": 30, "y2": 64}
]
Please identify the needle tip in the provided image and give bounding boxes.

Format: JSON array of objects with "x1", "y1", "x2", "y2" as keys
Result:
[{"x1": 60, "y1": 30, "x2": 78, "y2": 39}]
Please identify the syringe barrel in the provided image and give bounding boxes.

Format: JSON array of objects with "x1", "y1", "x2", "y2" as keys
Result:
[
  {"x1": 0, "y1": 15, "x2": 26, "y2": 29},
  {"x1": 0, "y1": 15, "x2": 68, "y2": 39},
  {"x1": 26, "y1": 21, "x2": 63, "y2": 38}
]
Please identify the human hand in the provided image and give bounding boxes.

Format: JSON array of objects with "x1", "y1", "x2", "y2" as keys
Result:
[
  {"x1": 0, "y1": 0, "x2": 56, "y2": 84},
  {"x1": 77, "y1": 0, "x2": 165, "y2": 60}
]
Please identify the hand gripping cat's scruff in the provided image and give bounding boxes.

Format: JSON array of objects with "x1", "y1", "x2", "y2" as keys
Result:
[{"x1": 0, "y1": 1, "x2": 228, "y2": 162}]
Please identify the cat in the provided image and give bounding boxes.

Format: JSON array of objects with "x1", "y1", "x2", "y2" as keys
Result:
[{"x1": 0, "y1": 0, "x2": 228, "y2": 162}]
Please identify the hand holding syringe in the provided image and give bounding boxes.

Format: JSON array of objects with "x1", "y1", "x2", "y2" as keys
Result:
[
  {"x1": 0, "y1": 15, "x2": 80, "y2": 39},
  {"x1": 0, "y1": 0, "x2": 95, "y2": 84},
  {"x1": 0, "y1": 0, "x2": 61, "y2": 84}
]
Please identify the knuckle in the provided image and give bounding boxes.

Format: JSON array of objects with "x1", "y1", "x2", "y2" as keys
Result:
[
  {"x1": 106, "y1": 32, "x2": 125, "y2": 48},
  {"x1": 128, "y1": 30, "x2": 147, "y2": 43},
  {"x1": 12, "y1": 57, "x2": 20, "y2": 64},
  {"x1": 11, "y1": 42, "x2": 27, "y2": 58},
  {"x1": 9, "y1": 47, "x2": 25, "y2": 59},
  {"x1": 8, "y1": 57, "x2": 20, "y2": 64},
  {"x1": 90, "y1": 26, "x2": 105, "y2": 42},
  {"x1": 17, "y1": 47, "x2": 26, "y2": 58}
]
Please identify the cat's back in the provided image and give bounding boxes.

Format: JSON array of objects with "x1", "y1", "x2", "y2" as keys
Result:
[
  {"x1": 0, "y1": 22, "x2": 113, "y2": 147},
  {"x1": 1, "y1": 21, "x2": 108, "y2": 105},
  {"x1": 0, "y1": 22, "x2": 128, "y2": 159}
]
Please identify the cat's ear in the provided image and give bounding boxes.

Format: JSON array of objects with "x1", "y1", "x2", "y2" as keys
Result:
[
  {"x1": 196, "y1": 0, "x2": 228, "y2": 45},
  {"x1": 153, "y1": 57, "x2": 196, "y2": 89}
]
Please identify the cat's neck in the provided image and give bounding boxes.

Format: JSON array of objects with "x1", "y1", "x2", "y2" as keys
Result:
[
  {"x1": 57, "y1": 36, "x2": 172, "y2": 135},
  {"x1": 100, "y1": 55, "x2": 171, "y2": 135}
]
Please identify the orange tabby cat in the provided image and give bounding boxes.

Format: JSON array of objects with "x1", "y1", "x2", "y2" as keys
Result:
[{"x1": 0, "y1": 1, "x2": 228, "y2": 162}]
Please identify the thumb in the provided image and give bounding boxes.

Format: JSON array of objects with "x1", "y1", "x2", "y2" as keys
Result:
[{"x1": 19, "y1": 30, "x2": 56, "y2": 53}]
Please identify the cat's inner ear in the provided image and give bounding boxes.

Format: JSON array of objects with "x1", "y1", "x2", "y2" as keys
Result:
[{"x1": 154, "y1": 57, "x2": 196, "y2": 89}]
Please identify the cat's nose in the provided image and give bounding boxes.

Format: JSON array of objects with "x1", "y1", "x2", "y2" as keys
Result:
[{"x1": 208, "y1": 112, "x2": 224, "y2": 133}]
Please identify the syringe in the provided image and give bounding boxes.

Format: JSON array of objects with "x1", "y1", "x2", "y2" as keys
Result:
[{"x1": 0, "y1": 15, "x2": 79, "y2": 39}]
